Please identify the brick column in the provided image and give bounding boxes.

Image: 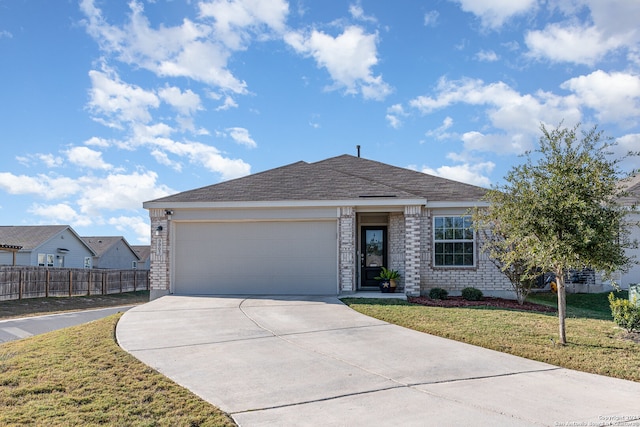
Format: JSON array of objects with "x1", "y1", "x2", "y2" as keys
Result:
[
  {"x1": 338, "y1": 207, "x2": 356, "y2": 293},
  {"x1": 149, "y1": 208, "x2": 170, "y2": 300},
  {"x1": 404, "y1": 205, "x2": 421, "y2": 296}
]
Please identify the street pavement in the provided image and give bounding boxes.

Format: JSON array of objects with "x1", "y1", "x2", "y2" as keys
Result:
[{"x1": 0, "y1": 305, "x2": 134, "y2": 343}]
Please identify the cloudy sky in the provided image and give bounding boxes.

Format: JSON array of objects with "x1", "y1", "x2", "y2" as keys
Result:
[{"x1": 1, "y1": 0, "x2": 639, "y2": 244}]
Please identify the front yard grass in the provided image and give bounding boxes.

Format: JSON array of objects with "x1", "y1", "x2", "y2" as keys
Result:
[
  {"x1": 0, "y1": 313, "x2": 235, "y2": 426},
  {"x1": 342, "y1": 291, "x2": 640, "y2": 382}
]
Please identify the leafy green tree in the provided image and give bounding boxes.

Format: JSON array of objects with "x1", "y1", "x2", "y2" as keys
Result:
[{"x1": 475, "y1": 123, "x2": 634, "y2": 344}]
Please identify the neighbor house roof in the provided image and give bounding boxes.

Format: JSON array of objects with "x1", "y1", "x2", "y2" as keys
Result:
[
  {"x1": 0, "y1": 225, "x2": 97, "y2": 255},
  {"x1": 131, "y1": 245, "x2": 150, "y2": 262},
  {"x1": 146, "y1": 154, "x2": 487, "y2": 204},
  {"x1": 619, "y1": 174, "x2": 640, "y2": 207},
  {"x1": 83, "y1": 236, "x2": 140, "y2": 260}
]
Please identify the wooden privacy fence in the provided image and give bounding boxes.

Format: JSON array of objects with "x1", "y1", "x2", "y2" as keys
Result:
[{"x1": 0, "y1": 266, "x2": 149, "y2": 301}]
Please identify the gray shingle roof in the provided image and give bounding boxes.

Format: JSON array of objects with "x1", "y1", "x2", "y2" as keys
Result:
[
  {"x1": 147, "y1": 154, "x2": 487, "y2": 204},
  {"x1": 0, "y1": 225, "x2": 70, "y2": 251},
  {"x1": 619, "y1": 174, "x2": 640, "y2": 206},
  {"x1": 82, "y1": 236, "x2": 140, "y2": 260}
]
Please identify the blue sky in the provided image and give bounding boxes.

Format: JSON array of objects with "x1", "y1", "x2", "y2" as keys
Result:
[{"x1": 1, "y1": 0, "x2": 639, "y2": 245}]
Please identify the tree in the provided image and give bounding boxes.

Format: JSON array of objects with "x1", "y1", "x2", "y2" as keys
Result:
[{"x1": 476, "y1": 123, "x2": 634, "y2": 344}]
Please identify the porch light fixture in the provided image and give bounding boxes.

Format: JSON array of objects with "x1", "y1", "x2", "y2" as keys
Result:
[
  {"x1": 165, "y1": 209, "x2": 174, "y2": 216},
  {"x1": 155, "y1": 225, "x2": 163, "y2": 236}
]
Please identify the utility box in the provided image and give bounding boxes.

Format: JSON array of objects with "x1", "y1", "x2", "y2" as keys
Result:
[{"x1": 630, "y1": 285, "x2": 639, "y2": 307}]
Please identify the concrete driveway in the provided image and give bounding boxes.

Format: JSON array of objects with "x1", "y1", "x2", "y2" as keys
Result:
[{"x1": 116, "y1": 295, "x2": 640, "y2": 426}]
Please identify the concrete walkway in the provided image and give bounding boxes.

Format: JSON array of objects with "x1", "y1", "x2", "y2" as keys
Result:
[{"x1": 116, "y1": 296, "x2": 640, "y2": 426}]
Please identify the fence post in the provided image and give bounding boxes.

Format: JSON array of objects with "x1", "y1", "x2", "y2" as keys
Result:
[
  {"x1": 120, "y1": 271, "x2": 123, "y2": 294},
  {"x1": 102, "y1": 272, "x2": 106, "y2": 295},
  {"x1": 69, "y1": 270, "x2": 73, "y2": 297},
  {"x1": 88, "y1": 271, "x2": 91, "y2": 296},
  {"x1": 46, "y1": 270, "x2": 50, "y2": 298},
  {"x1": 133, "y1": 270, "x2": 137, "y2": 292},
  {"x1": 19, "y1": 269, "x2": 23, "y2": 300}
]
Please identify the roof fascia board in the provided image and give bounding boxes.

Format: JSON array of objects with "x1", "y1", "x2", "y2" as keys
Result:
[
  {"x1": 144, "y1": 199, "x2": 428, "y2": 209},
  {"x1": 427, "y1": 201, "x2": 490, "y2": 208}
]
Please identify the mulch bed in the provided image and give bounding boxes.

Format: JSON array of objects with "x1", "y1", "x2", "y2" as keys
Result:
[{"x1": 408, "y1": 296, "x2": 557, "y2": 313}]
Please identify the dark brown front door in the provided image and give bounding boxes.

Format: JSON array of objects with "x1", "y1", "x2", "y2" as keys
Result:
[{"x1": 360, "y1": 226, "x2": 387, "y2": 289}]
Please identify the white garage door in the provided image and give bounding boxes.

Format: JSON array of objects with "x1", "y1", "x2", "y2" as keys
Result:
[{"x1": 173, "y1": 221, "x2": 338, "y2": 295}]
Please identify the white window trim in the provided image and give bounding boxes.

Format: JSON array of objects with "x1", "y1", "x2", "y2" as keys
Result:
[{"x1": 433, "y1": 215, "x2": 476, "y2": 268}]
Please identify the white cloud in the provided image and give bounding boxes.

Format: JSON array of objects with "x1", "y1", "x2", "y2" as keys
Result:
[
  {"x1": 107, "y1": 215, "x2": 150, "y2": 244},
  {"x1": 158, "y1": 86, "x2": 203, "y2": 116},
  {"x1": 285, "y1": 26, "x2": 392, "y2": 100},
  {"x1": 420, "y1": 161, "x2": 494, "y2": 187},
  {"x1": 615, "y1": 133, "x2": 640, "y2": 170},
  {"x1": 0, "y1": 30, "x2": 13, "y2": 39},
  {"x1": 37, "y1": 154, "x2": 64, "y2": 168},
  {"x1": 525, "y1": 23, "x2": 624, "y2": 66},
  {"x1": 28, "y1": 203, "x2": 93, "y2": 227},
  {"x1": 349, "y1": 3, "x2": 377, "y2": 23},
  {"x1": 225, "y1": 127, "x2": 257, "y2": 148},
  {"x1": 80, "y1": 0, "x2": 248, "y2": 94},
  {"x1": 84, "y1": 136, "x2": 112, "y2": 148},
  {"x1": 475, "y1": 49, "x2": 499, "y2": 62},
  {"x1": 216, "y1": 95, "x2": 239, "y2": 111},
  {"x1": 76, "y1": 170, "x2": 173, "y2": 215},
  {"x1": 385, "y1": 104, "x2": 407, "y2": 129},
  {"x1": 65, "y1": 146, "x2": 113, "y2": 170},
  {"x1": 451, "y1": 0, "x2": 537, "y2": 29},
  {"x1": 409, "y1": 76, "x2": 583, "y2": 154},
  {"x1": 88, "y1": 68, "x2": 160, "y2": 126},
  {"x1": 560, "y1": 70, "x2": 640, "y2": 126},
  {"x1": 198, "y1": 0, "x2": 289, "y2": 50},
  {"x1": 423, "y1": 11, "x2": 439, "y2": 27},
  {"x1": 426, "y1": 116, "x2": 455, "y2": 140},
  {"x1": 0, "y1": 173, "x2": 81, "y2": 199}
]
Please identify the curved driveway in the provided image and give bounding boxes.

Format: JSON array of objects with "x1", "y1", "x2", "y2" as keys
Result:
[{"x1": 117, "y1": 295, "x2": 640, "y2": 426}]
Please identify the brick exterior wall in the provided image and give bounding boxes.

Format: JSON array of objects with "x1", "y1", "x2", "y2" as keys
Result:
[
  {"x1": 338, "y1": 207, "x2": 356, "y2": 292},
  {"x1": 149, "y1": 208, "x2": 170, "y2": 299},
  {"x1": 418, "y1": 208, "x2": 513, "y2": 298},
  {"x1": 389, "y1": 213, "x2": 405, "y2": 291},
  {"x1": 404, "y1": 206, "x2": 422, "y2": 296}
]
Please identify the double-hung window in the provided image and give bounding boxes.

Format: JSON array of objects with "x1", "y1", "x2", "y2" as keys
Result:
[{"x1": 433, "y1": 216, "x2": 475, "y2": 267}]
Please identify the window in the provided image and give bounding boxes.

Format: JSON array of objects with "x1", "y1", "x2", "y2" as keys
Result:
[
  {"x1": 132, "y1": 261, "x2": 138, "y2": 269},
  {"x1": 38, "y1": 253, "x2": 46, "y2": 266},
  {"x1": 46, "y1": 254, "x2": 54, "y2": 267},
  {"x1": 433, "y1": 216, "x2": 475, "y2": 267},
  {"x1": 84, "y1": 257, "x2": 92, "y2": 269}
]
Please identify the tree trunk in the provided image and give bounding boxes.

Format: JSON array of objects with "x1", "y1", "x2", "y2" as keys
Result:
[{"x1": 556, "y1": 270, "x2": 567, "y2": 345}]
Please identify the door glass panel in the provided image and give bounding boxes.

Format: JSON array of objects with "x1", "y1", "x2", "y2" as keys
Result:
[{"x1": 364, "y1": 229, "x2": 384, "y2": 267}]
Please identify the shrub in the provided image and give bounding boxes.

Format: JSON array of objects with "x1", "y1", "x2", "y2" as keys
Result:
[
  {"x1": 429, "y1": 288, "x2": 448, "y2": 300},
  {"x1": 608, "y1": 293, "x2": 640, "y2": 333},
  {"x1": 462, "y1": 287, "x2": 483, "y2": 301}
]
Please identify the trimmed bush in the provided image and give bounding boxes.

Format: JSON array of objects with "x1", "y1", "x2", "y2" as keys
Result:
[
  {"x1": 462, "y1": 287, "x2": 483, "y2": 301},
  {"x1": 429, "y1": 287, "x2": 448, "y2": 300},
  {"x1": 609, "y1": 293, "x2": 640, "y2": 333}
]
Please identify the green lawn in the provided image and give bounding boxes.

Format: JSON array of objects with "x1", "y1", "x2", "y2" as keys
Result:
[
  {"x1": 342, "y1": 291, "x2": 640, "y2": 382},
  {"x1": 0, "y1": 313, "x2": 235, "y2": 426}
]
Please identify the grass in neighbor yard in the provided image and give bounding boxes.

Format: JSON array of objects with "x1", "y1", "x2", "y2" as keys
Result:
[
  {"x1": 0, "y1": 291, "x2": 150, "y2": 320},
  {"x1": 0, "y1": 313, "x2": 235, "y2": 426},
  {"x1": 342, "y1": 291, "x2": 640, "y2": 382}
]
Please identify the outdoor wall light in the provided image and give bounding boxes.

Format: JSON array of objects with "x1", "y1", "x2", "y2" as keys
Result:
[
  {"x1": 165, "y1": 209, "x2": 174, "y2": 216},
  {"x1": 155, "y1": 225, "x2": 163, "y2": 236}
]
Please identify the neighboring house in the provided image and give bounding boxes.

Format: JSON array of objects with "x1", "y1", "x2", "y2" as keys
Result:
[
  {"x1": 131, "y1": 245, "x2": 151, "y2": 270},
  {"x1": 82, "y1": 236, "x2": 141, "y2": 270},
  {"x1": 617, "y1": 174, "x2": 640, "y2": 289},
  {"x1": 143, "y1": 154, "x2": 513, "y2": 300},
  {"x1": 0, "y1": 225, "x2": 96, "y2": 268}
]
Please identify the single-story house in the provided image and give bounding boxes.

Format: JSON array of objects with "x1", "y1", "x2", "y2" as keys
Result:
[
  {"x1": 144, "y1": 155, "x2": 513, "y2": 300},
  {"x1": 82, "y1": 236, "x2": 141, "y2": 270},
  {"x1": 131, "y1": 245, "x2": 151, "y2": 270},
  {"x1": 0, "y1": 225, "x2": 96, "y2": 268}
]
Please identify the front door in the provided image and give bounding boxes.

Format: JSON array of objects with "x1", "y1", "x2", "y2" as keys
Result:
[{"x1": 360, "y1": 226, "x2": 387, "y2": 289}]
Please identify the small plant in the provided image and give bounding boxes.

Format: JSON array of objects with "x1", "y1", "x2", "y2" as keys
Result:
[
  {"x1": 608, "y1": 293, "x2": 640, "y2": 333},
  {"x1": 429, "y1": 287, "x2": 448, "y2": 300},
  {"x1": 462, "y1": 287, "x2": 483, "y2": 301},
  {"x1": 374, "y1": 267, "x2": 401, "y2": 281}
]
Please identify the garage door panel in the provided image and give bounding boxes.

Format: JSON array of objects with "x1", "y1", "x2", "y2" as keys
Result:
[{"x1": 174, "y1": 221, "x2": 338, "y2": 295}]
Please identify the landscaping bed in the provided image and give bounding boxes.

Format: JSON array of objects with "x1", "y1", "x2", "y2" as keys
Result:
[{"x1": 408, "y1": 296, "x2": 557, "y2": 313}]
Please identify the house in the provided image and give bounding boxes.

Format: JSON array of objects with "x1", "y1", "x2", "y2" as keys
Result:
[
  {"x1": 0, "y1": 225, "x2": 96, "y2": 268},
  {"x1": 617, "y1": 174, "x2": 640, "y2": 289},
  {"x1": 131, "y1": 245, "x2": 151, "y2": 270},
  {"x1": 143, "y1": 154, "x2": 512, "y2": 300},
  {"x1": 82, "y1": 236, "x2": 141, "y2": 270}
]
